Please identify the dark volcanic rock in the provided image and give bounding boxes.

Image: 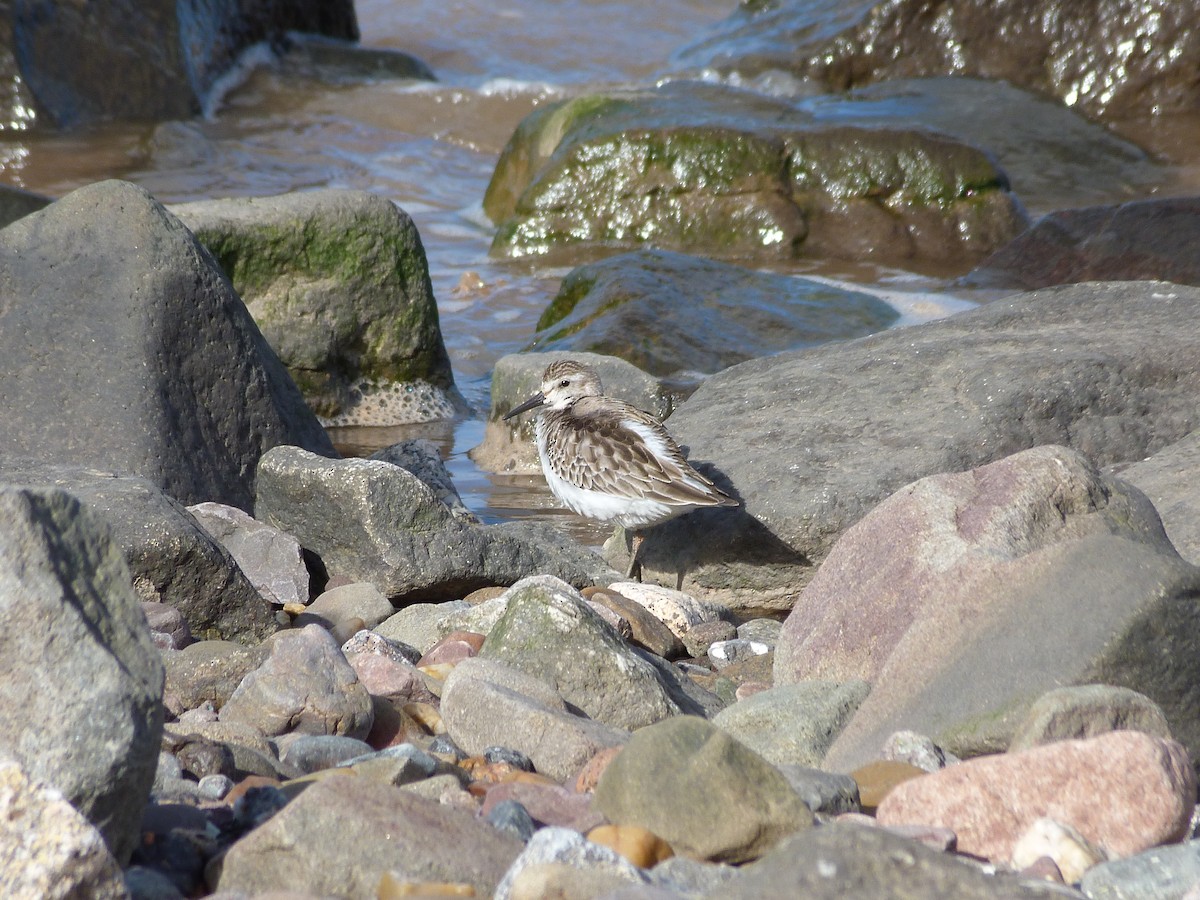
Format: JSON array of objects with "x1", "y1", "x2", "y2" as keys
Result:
[
  {"x1": 965, "y1": 197, "x2": 1200, "y2": 291},
  {"x1": 677, "y1": 0, "x2": 1200, "y2": 123},
  {"x1": 3, "y1": 0, "x2": 358, "y2": 129},
  {"x1": 529, "y1": 249, "x2": 898, "y2": 376},
  {"x1": 0, "y1": 180, "x2": 334, "y2": 512},
  {"x1": 632, "y1": 281, "x2": 1200, "y2": 612}
]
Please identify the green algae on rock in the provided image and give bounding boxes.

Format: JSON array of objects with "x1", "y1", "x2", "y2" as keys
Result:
[{"x1": 485, "y1": 81, "x2": 1026, "y2": 268}]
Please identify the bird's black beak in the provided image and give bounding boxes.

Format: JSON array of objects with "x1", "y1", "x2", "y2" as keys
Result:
[{"x1": 503, "y1": 391, "x2": 545, "y2": 421}]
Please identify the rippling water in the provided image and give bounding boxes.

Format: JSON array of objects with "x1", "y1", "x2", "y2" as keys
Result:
[{"x1": 2, "y1": 0, "x2": 1196, "y2": 538}]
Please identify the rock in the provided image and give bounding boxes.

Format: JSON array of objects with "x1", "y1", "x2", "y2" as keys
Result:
[
  {"x1": 298, "y1": 582, "x2": 395, "y2": 631},
  {"x1": 876, "y1": 731, "x2": 1196, "y2": 862},
  {"x1": 682, "y1": 620, "x2": 738, "y2": 658},
  {"x1": 0, "y1": 183, "x2": 50, "y2": 227},
  {"x1": 736, "y1": 618, "x2": 782, "y2": 649},
  {"x1": 1080, "y1": 839, "x2": 1200, "y2": 899},
  {"x1": 143, "y1": 602, "x2": 191, "y2": 650},
  {"x1": 1, "y1": 0, "x2": 356, "y2": 127},
  {"x1": 376, "y1": 601, "x2": 468, "y2": 653},
  {"x1": 162, "y1": 641, "x2": 270, "y2": 717},
  {"x1": 0, "y1": 488, "x2": 164, "y2": 864},
  {"x1": 881, "y1": 731, "x2": 958, "y2": 773},
  {"x1": 0, "y1": 180, "x2": 334, "y2": 511},
  {"x1": 436, "y1": 596, "x2": 511, "y2": 640},
  {"x1": 216, "y1": 775, "x2": 522, "y2": 897},
  {"x1": 774, "y1": 444, "x2": 1200, "y2": 769},
  {"x1": 650, "y1": 856, "x2": 739, "y2": 897},
  {"x1": 600, "y1": 582, "x2": 721, "y2": 641},
  {"x1": 188, "y1": 502, "x2": 309, "y2": 607},
  {"x1": 370, "y1": 440, "x2": 475, "y2": 520},
  {"x1": 1117, "y1": 428, "x2": 1200, "y2": 567},
  {"x1": 172, "y1": 190, "x2": 461, "y2": 425},
  {"x1": 967, "y1": 197, "x2": 1200, "y2": 292},
  {"x1": 715, "y1": 821, "x2": 1070, "y2": 899},
  {"x1": 219, "y1": 624, "x2": 373, "y2": 740},
  {"x1": 493, "y1": 827, "x2": 651, "y2": 900},
  {"x1": 278, "y1": 734, "x2": 375, "y2": 774},
  {"x1": 479, "y1": 576, "x2": 695, "y2": 730},
  {"x1": 481, "y1": 781, "x2": 605, "y2": 833},
  {"x1": 487, "y1": 799, "x2": 537, "y2": 844},
  {"x1": 441, "y1": 657, "x2": 628, "y2": 783},
  {"x1": 587, "y1": 824, "x2": 674, "y2": 868},
  {"x1": 256, "y1": 446, "x2": 615, "y2": 601},
  {"x1": 125, "y1": 864, "x2": 186, "y2": 899},
  {"x1": 471, "y1": 350, "x2": 670, "y2": 474},
  {"x1": 0, "y1": 758, "x2": 128, "y2": 899},
  {"x1": 708, "y1": 638, "x2": 769, "y2": 669},
  {"x1": 1009, "y1": 685, "x2": 1174, "y2": 752},
  {"x1": 849, "y1": 761, "x2": 928, "y2": 813},
  {"x1": 344, "y1": 647, "x2": 437, "y2": 706},
  {"x1": 584, "y1": 586, "x2": 685, "y2": 659},
  {"x1": 0, "y1": 463, "x2": 277, "y2": 643},
  {"x1": 775, "y1": 766, "x2": 861, "y2": 816},
  {"x1": 676, "y1": 0, "x2": 1200, "y2": 123},
  {"x1": 485, "y1": 81, "x2": 1024, "y2": 267},
  {"x1": 594, "y1": 716, "x2": 813, "y2": 863},
  {"x1": 647, "y1": 282, "x2": 1200, "y2": 613},
  {"x1": 341, "y1": 629, "x2": 422, "y2": 665},
  {"x1": 1011, "y1": 818, "x2": 1108, "y2": 884},
  {"x1": 712, "y1": 681, "x2": 870, "y2": 769},
  {"x1": 530, "y1": 249, "x2": 897, "y2": 376}
]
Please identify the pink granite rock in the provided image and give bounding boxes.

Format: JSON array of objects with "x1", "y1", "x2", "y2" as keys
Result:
[
  {"x1": 347, "y1": 652, "x2": 438, "y2": 705},
  {"x1": 876, "y1": 730, "x2": 1195, "y2": 862},
  {"x1": 480, "y1": 780, "x2": 606, "y2": 833}
]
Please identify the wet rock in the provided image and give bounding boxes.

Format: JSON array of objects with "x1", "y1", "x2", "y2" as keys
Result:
[
  {"x1": 716, "y1": 822, "x2": 1068, "y2": 899},
  {"x1": 651, "y1": 281, "x2": 1200, "y2": 612},
  {"x1": 712, "y1": 680, "x2": 870, "y2": 768},
  {"x1": 1080, "y1": 839, "x2": 1200, "y2": 898},
  {"x1": 530, "y1": 249, "x2": 898, "y2": 376},
  {"x1": 471, "y1": 350, "x2": 670, "y2": 474},
  {"x1": 297, "y1": 582, "x2": 395, "y2": 631},
  {"x1": 1009, "y1": 685, "x2": 1174, "y2": 752},
  {"x1": 1117, "y1": 428, "x2": 1200, "y2": 567},
  {"x1": 776, "y1": 445, "x2": 1200, "y2": 769},
  {"x1": 479, "y1": 576, "x2": 695, "y2": 730},
  {"x1": 0, "y1": 464, "x2": 277, "y2": 643},
  {"x1": 216, "y1": 775, "x2": 522, "y2": 897},
  {"x1": 677, "y1": 0, "x2": 1200, "y2": 123},
  {"x1": 594, "y1": 716, "x2": 813, "y2": 863},
  {"x1": 0, "y1": 489, "x2": 164, "y2": 864},
  {"x1": 370, "y1": 439, "x2": 475, "y2": 520},
  {"x1": 173, "y1": 190, "x2": 462, "y2": 425},
  {"x1": 0, "y1": 758, "x2": 127, "y2": 899},
  {"x1": 0, "y1": 180, "x2": 333, "y2": 511},
  {"x1": 876, "y1": 731, "x2": 1195, "y2": 862},
  {"x1": 256, "y1": 446, "x2": 616, "y2": 601},
  {"x1": 486, "y1": 81, "x2": 1024, "y2": 267},
  {"x1": 163, "y1": 641, "x2": 270, "y2": 717},
  {"x1": 1, "y1": 0, "x2": 357, "y2": 128},
  {"x1": 219, "y1": 624, "x2": 373, "y2": 740},
  {"x1": 188, "y1": 501, "x2": 309, "y2": 607},
  {"x1": 494, "y1": 827, "x2": 651, "y2": 900},
  {"x1": 441, "y1": 656, "x2": 629, "y2": 782}
]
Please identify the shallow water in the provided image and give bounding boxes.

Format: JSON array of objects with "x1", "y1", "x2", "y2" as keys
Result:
[{"x1": 2, "y1": 0, "x2": 1198, "y2": 533}]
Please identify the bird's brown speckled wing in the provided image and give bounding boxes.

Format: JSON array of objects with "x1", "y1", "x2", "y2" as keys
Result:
[{"x1": 543, "y1": 398, "x2": 736, "y2": 507}]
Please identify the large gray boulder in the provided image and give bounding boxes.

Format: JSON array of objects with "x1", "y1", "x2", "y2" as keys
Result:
[
  {"x1": 256, "y1": 446, "x2": 617, "y2": 602},
  {"x1": 0, "y1": 180, "x2": 335, "y2": 512},
  {"x1": 2, "y1": 0, "x2": 357, "y2": 128},
  {"x1": 0, "y1": 461, "x2": 276, "y2": 642},
  {"x1": 640, "y1": 281, "x2": 1200, "y2": 612},
  {"x1": 172, "y1": 190, "x2": 462, "y2": 425},
  {"x1": 774, "y1": 446, "x2": 1200, "y2": 770},
  {"x1": 0, "y1": 488, "x2": 164, "y2": 864}
]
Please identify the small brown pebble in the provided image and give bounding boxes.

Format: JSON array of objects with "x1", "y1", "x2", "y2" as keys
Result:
[
  {"x1": 587, "y1": 824, "x2": 674, "y2": 867},
  {"x1": 575, "y1": 746, "x2": 622, "y2": 794},
  {"x1": 850, "y1": 760, "x2": 927, "y2": 813}
]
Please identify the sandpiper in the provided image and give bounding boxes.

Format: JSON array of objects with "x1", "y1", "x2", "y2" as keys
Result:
[{"x1": 503, "y1": 359, "x2": 739, "y2": 580}]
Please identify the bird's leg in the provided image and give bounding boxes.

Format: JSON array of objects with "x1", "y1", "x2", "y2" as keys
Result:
[{"x1": 626, "y1": 531, "x2": 645, "y2": 582}]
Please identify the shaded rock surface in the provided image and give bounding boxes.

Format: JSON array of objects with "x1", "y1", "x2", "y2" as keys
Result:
[
  {"x1": 1113, "y1": 428, "x2": 1200, "y2": 568},
  {"x1": 876, "y1": 731, "x2": 1196, "y2": 862},
  {"x1": 595, "y1": 716, "x2": 813, "y2": 863},
  {"x1": 0, "y1": 488, "x2": 164, "y2": 864},
  {"x1": 486, "y1": 80, "x2": 1025, "y2": 267},
  {"x1": 775, "y1": 445, "x2": 1200, "y2": 769},
  {"x1": 172, "y1": 190, "x2": 461, "y2": 425},
  {"x1": 529, "y1": 249, "x2": 898, "y2": 376},
  {"x1": 676, "y1": 0, "x2": 1200, "y2": 123},
  {"x1": 0, "y1": 462, "x2": 276, "y2": 643},
  {"x1": 256, "y1": 446, "x2": 616, "y2": 601},
  {"x1": 369, "y1": 439, "x2": 475, "y2": 520},
  {"x1": 0, "y1": 180, "x2": 334, "y2": 511},
  {"x1": 216, "y1": 774, "x2": 523, "y2": 897},
  {"x1": 647, "y1": 281, "x2": 1200, "y2": 612},
  {"x1": 1, "y1": 0, "x2": 357, "y2": 128},
  {"x1": 472, "y1": 350, "x2": 671, "y2": 474},
  {"x1": 1009, "y1": 685, "x2": 1174, "y2": 752}
]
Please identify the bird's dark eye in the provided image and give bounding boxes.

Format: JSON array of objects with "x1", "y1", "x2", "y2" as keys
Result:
[{"x1": 560, "y1": 379, "x2": 570, "y2": 387}]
